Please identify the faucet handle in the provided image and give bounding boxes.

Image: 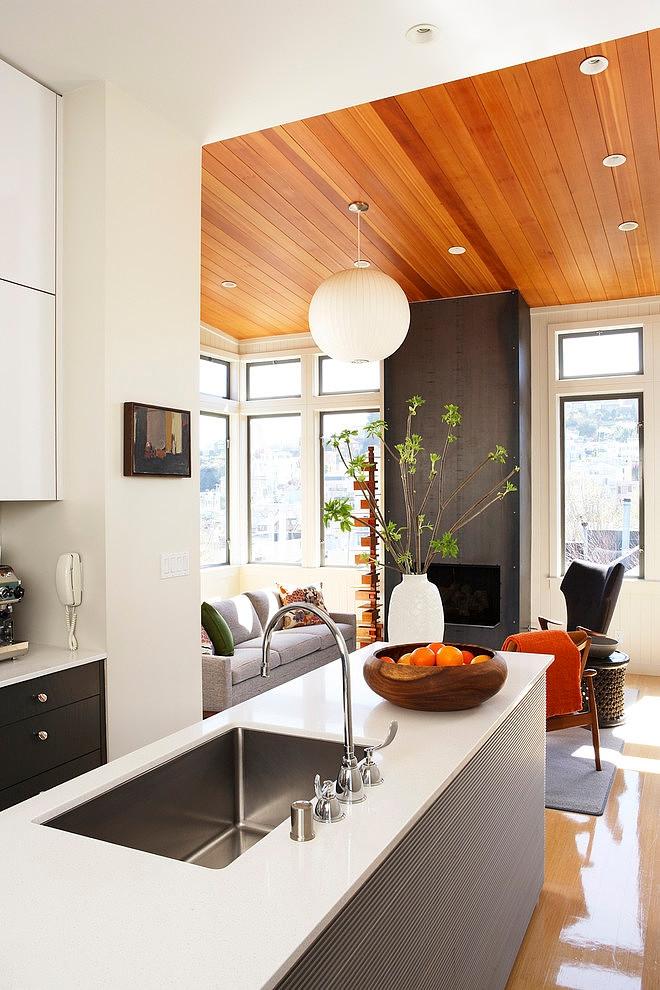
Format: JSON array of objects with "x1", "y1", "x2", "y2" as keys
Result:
[
  {"x1": 313, "y1": 773, "x2": 345, "y2": 823},
  {"x1": 359, "y1": 720, "x2": 398, "y2": 787},
  {"x1": 369, "y1": 719, "x2": 398, "y2": 755}
]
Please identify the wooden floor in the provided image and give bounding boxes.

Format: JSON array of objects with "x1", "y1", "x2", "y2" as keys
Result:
[{"x1": 506, "y1": 674, "x2": 659, "y2": 990}]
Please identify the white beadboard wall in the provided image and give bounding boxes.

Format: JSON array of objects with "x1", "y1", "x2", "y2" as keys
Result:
[
  {"x1": 531, "y1": 294, "x2": 660, "y2": 676},
  {"x1": 201, "y1": 564, "x2": 361, "y2": 615}
]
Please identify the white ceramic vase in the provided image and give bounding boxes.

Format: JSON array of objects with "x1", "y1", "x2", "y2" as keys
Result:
[{"x1": 387, "y1": 573, "x2": 445, "y2": 645}]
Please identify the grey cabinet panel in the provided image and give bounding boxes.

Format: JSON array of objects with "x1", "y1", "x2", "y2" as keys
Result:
[{"x1": 276, "y1": 678, "x2": 545, "y2": 990}]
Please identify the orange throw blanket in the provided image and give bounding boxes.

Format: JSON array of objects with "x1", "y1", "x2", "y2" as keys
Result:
[{"x1": 502, "y1": 630, "x2": 582, "y2": 718}]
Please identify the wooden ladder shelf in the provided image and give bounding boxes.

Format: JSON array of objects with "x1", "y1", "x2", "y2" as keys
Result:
[{"x1": 354, "y1": 445, "x2": 383, "y2": 647}]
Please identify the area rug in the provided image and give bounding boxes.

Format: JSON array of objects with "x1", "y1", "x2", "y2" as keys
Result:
[{"x1": 545, "y1": 689, "x2": 638, "y2": 816}]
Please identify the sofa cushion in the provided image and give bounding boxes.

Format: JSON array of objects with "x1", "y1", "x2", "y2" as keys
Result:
[
  {"x1": 201, "y1": 602, "x2": 235, "y2": 656},
  {"x1": 209, "y1": 594, "x2": 262, "y2": 646},
  {"x1": 283, "y1": 622, "x2": 354, "y2": 648},
  {"x1": 245, "y1": 589, "x2": 283, "y2": 631},
  {"x1": 336, "y1": 623, "x2": 356, "y2": 645},
  {"x1": 241, "y1": 631, "x2": 319, "y2": 665},
  {"x1": 231, "y1": 647, "x2": 281, "y2": 685}
]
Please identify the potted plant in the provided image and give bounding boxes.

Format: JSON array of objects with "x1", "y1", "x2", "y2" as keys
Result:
[{"x1": 323, "y1": 396, "x2": 518, "y2": 643}]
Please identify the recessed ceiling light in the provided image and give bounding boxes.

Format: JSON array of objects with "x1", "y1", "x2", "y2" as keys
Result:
[
  {"x1": 602, "y1": 153, "x2": 627, "y2": 168},
  {"x1": 221, "y1": 280, "x2": 237, "y2": 288},
  {"x1": 406, "y1": 23, "x2": 438, "y2": 44},
  {"x1": 580, "y1": 55, "x2": 608, "y2": 75},
  {"x1": 618, "y1": 220, "x2": 639, "y2": 232},
  {"x1": 448, "y1": 245, "x2": 466, "y2": 255}
]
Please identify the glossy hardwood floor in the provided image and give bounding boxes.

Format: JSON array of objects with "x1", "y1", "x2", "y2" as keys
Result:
[{"x1": 507, "y1": 674, "x2": 659, "y2": 990}]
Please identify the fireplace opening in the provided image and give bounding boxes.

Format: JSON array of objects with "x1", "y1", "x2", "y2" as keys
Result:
[{"x1": 427, "y1": 564, "x2": 501, "y2": 627}]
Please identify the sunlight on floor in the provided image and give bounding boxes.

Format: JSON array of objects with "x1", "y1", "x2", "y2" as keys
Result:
[
  {"x1": 568, "y1": 743, "x2": 660, "y2": 774},
  {"x1": 506, "y1": 675, "x2": 659, "y2": 990},
  {"x1": 557, "y1": 962, "x2": 641, "y2": 990},
  {"x1": 610, "y1": 696, "x2": 660, "y2": 748}
]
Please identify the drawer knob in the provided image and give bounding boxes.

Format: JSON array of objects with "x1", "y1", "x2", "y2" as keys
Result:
[
  {"x1": 36, "y1": 693, "x2": 48, "y2": 704},
  {"x1": 36, "y1": 730, "x2": 48, "y2": 742}
]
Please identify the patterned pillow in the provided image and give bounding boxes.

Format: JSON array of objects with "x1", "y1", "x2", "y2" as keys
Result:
[
  {"x1": 278, "y1": 583, "x2": 327, "y2": 628},
  {"x1": 201, "y1": 624, "x2": 214, "y2": 655}
]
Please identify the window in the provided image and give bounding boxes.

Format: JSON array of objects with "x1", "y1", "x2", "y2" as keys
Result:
[
  {"x1": 318, "y1": 356, "x2": 380, "y2": 394},
  {"x1": 558, "y1": 327, "x2": 642, "y2": 380},
  {"x1": 246, "y1": 359, "x2": 301, "y2": 400},
  {"x1": 200, "y1": 413, "x2": 229, "y2": 566},
  {"x1": 248, "y1": 415, "x2": 302, "y2": 563},
  {"x1": 200, "y1": 355, "x2": 230, "y2": 398},
  {"x1": 321, "y1": 409, "x2": 380, "y2": 566},
  {"x1": 561, "y1": 394, "x2": 643, "y2": 575}
]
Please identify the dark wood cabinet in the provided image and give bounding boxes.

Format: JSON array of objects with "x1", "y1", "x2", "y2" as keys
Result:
[{"x1": 0, "y1": 660, "x2": 106, "y2": 811}]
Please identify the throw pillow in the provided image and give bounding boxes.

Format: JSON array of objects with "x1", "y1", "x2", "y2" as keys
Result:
[
  {"x1": 201, "y1": 602, "x2": 235, "y2": 656},
  {"x1": 201, "y1": 625, "x2": 214, "y2": 656},
  {"x1": 277, "y1": 583, "x2": 327, "y2": 629}
]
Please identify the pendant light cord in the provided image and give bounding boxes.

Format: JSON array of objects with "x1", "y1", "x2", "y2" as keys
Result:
[{"x1": 356, "y1": 208, "x2": 361, "y2": 265}]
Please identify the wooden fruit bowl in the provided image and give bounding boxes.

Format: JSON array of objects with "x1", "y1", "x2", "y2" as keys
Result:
[{"x1": 363, "y1": 643, "x2": 508, "y2": 712}]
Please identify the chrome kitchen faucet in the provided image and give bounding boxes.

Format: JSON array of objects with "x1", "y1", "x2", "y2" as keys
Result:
[{"x1": 261, "y1": 603, "x2": 365, "y2": 805}]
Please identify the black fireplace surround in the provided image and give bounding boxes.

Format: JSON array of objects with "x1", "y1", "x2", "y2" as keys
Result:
[
  {"x1": 428, "y1": 564, "x2": 501, "y2": 628},
  {"x1": 384, "y1": 291, "x2": 531, "y2": 650}
]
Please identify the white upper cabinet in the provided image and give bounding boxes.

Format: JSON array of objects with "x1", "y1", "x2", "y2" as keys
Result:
[
  {"x1": 0, "y1": 280, "x2": 56, "y2": 500},
  {"x1": 0, "y1": 59, "x2": 56, "y2": 294}
]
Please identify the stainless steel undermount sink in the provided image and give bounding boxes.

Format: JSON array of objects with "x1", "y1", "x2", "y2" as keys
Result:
[{"x1": 45, "y1": 728, "x2": 345, "y2": 869}]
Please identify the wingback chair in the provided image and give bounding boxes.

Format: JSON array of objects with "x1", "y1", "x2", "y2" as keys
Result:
[{"x1": 539, "y1": 559, "x2": 625, "y2": 635}]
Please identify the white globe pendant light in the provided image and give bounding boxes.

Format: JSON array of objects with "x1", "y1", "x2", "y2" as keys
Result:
[{"x1": 308, "y1": 202, "x2": 410, "y2": 362}]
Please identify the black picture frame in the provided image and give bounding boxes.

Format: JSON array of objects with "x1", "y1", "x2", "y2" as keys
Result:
[{"x1": 123, "y1": 402, "x2": 191, "y2": 477}]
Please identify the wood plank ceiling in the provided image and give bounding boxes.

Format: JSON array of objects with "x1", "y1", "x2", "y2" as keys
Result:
[{"x1": 202, "y1": 29, "x2": 660, "y2": 339}]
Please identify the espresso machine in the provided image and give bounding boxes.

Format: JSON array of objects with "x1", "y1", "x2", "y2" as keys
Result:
[{"x1": 0, "y1": 564, "x2": 28, "y2": 660}]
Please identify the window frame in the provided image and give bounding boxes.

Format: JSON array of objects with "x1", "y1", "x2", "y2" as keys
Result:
[
  {"x1": 199, "y1": 411, "x2": 231, "y2": 568},
  {"x1": 200, "y1": 354, "x2": 231, "y2": 399},
  {"x1": 247, "y1": 411, "x2": 303, "y2": 565},
  {"x1": 318, "y1": 355, "x2": 381, "y2": 396},
  {"x1": 246, "y1": 357, "x2": 302, "y2": 401},
  {"x1": 557, "y1": 326, "x2": 643, "y2": 381},
  {"x1": 559, "y1": 391, "x2": 644, "y2": 578},
  {"x1": 319, "y1": 407, "x2": 380, "y2": 567}
]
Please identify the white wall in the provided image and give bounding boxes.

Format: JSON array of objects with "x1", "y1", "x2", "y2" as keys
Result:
[
  {"x1": 531, "y1": 294, "x2": 660, "y2": 676},
  {"x1": 2, "y1": 81, "x2": 202, "y2": 758},
  {"x1": 202, "y1": 564, "x2": 358, "y2": 615},
  {"x1": 102, "y1": 84, "x2": 202, "y2": 755}
]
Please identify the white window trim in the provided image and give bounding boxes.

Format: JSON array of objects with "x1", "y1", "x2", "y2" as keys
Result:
[
  {"x1": 547, "y1": 317, "x2": 654, "y2": 581},
  {"x1": 200, "y1": 339, "x2": 384, "y2": 572}
]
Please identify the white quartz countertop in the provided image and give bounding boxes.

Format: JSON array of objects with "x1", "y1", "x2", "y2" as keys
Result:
[
  {"x1": 0, "y1": 645, "x2": 551, "y2": 989},
  {"x1": 0, "y1": 643, "x2": 106, "y2": 687}
]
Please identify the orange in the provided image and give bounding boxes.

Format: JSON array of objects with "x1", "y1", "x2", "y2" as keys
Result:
[
  {"x1": 427, "y1": 642, "x2": 444, "y2": 655},
  {"x1": 471, "y1": 654, "x2": 491, "y2": 664},
  {"x1": 461, "y1": 650, "x2": 475, "y2": 665},
  {"x1": 379, "y1": 656, "x2": 395, "y2": 664},
  {"x1": 435, "y1": 645, "x2": 464, "y2": 667},
  {"x1": 398, "y1": 652, "x2": 413, "y2": 665},
  {"x1": 411, "y1": 646, "x2": 436, "y2": 667}
]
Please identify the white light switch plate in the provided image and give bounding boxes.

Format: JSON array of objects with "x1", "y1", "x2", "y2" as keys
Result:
[{"x1": 161, "y1": 551, "x2": 190, "y2": 579}]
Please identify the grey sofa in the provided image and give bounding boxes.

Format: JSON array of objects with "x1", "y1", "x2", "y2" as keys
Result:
[{"x1": 202, "y1": 588, "x2": 356, "y2": 713}]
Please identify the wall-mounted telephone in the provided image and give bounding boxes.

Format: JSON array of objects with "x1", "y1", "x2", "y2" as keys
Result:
[{"x1": 56, "y1": 553, "x2": 82, "y2": 650}]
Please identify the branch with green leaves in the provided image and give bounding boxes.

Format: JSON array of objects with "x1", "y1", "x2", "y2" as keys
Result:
[{"x1": 322, "y1": 396, "x2": 519, "y2": 576}]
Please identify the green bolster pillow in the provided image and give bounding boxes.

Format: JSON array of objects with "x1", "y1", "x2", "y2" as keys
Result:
[{"x1": 201, "y1": 602, "x2": 235, "y2": 657}]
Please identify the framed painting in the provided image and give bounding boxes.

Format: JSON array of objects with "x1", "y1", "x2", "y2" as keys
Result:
[{"x1": 123, "y1": 402, "x2": 191, "y2": 477}]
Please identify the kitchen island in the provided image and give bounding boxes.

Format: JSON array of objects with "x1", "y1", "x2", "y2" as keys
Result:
[{"x1": 0, "y1": 645, "x2": 551, "y2": 989}]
